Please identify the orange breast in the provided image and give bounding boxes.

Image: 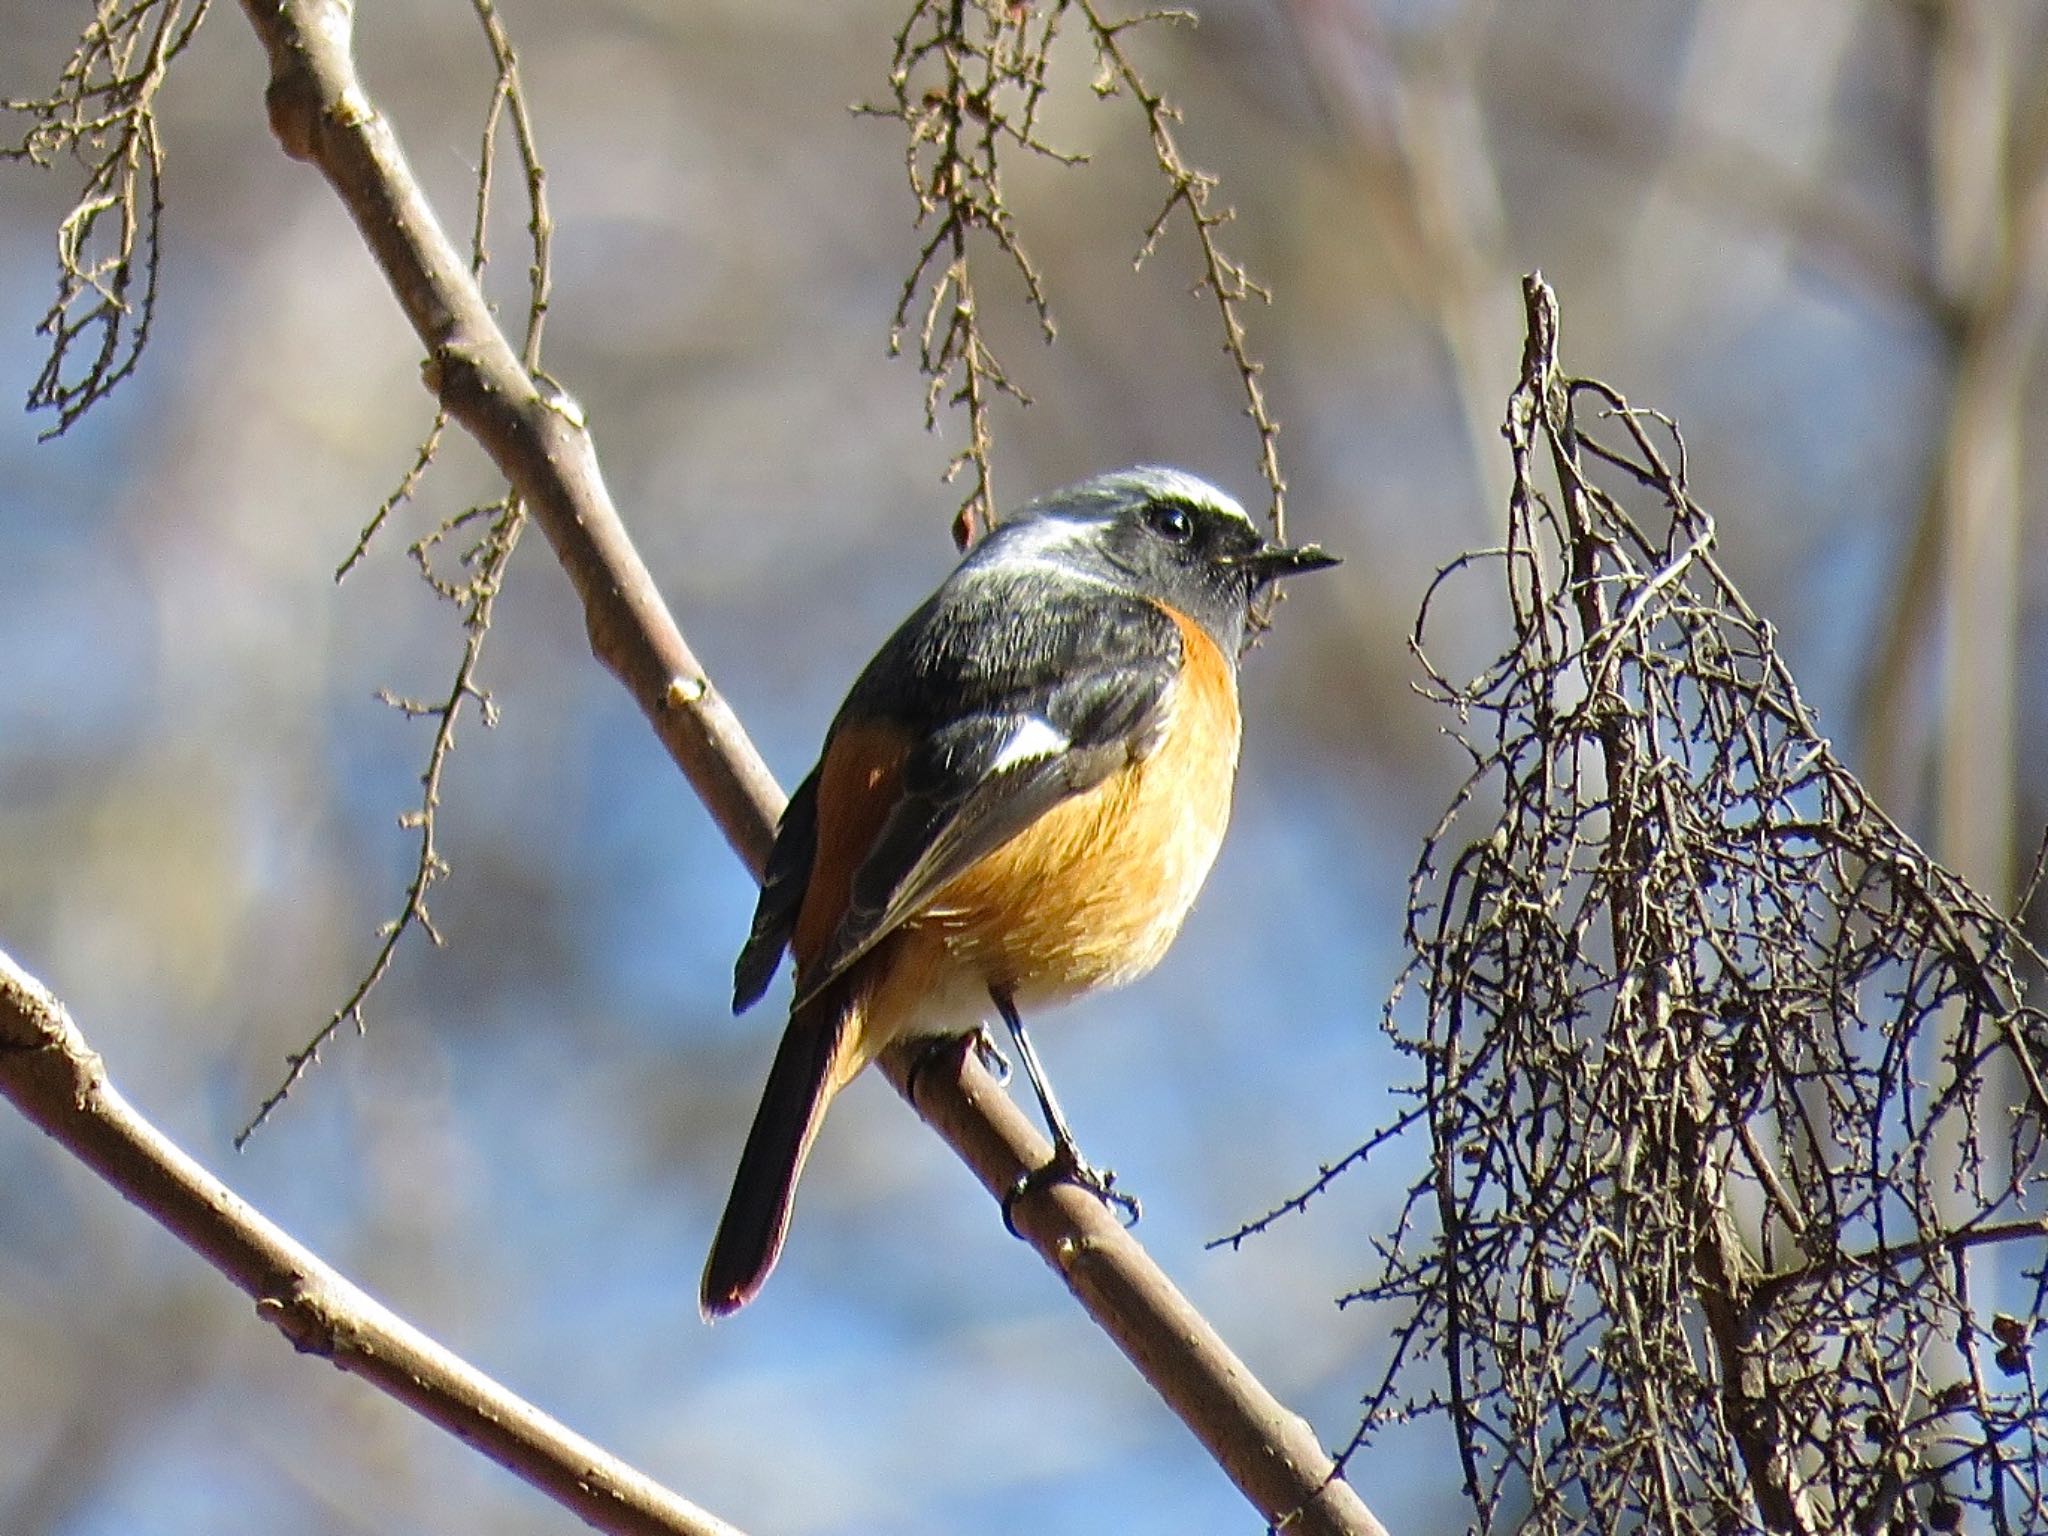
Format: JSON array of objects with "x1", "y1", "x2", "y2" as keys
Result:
[{"x1": 908, "y1": 607, "x2": 1241, "y2": 1006}]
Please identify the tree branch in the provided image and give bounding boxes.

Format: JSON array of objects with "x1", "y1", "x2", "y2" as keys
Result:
[
  {"x1": 0, "y1": 948, "x2": 745, "y2": 1536},
  {"x1": 5, "y1": 2, "x2": 1405, "y2": 1532}
]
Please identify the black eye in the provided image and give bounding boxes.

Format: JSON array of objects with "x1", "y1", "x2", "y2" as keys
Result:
[{"x1": 1145, "y1": 502, "x2": 1195, "y2": 542}]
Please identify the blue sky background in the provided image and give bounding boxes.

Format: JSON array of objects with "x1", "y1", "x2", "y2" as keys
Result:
[{"x1": 2, "y1": 3, "x2": 2043, "y2": 1534}]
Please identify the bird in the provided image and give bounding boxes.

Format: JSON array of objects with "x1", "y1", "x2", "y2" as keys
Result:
[{"x1": 701, "y1": 466, "x2": 1338, "y2": 1317}]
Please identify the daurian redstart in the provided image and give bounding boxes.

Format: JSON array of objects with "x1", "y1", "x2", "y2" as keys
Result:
[{"x1": 703, "y1": 466, "x2": 1337, "y2": 1316}]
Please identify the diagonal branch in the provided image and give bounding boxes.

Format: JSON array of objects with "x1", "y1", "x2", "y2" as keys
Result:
[{"x1": 0, "y1": 947, "x2": 745, "y2": 1536}]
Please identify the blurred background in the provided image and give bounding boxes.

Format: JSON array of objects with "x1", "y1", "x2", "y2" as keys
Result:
[{"x1": 2, "y1": 1, "x2": 2044, "y2": 1533}]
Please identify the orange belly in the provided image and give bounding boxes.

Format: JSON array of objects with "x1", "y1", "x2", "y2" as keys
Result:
[{"x1": 906, "y1": 610, "x2": 1240, "y2": 1007}]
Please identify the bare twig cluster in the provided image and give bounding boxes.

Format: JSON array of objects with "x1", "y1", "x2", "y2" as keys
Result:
[
  {"x1": 868, "y1": 1, "x2": 1284, "y2": 546},
  {"x1": 865, "y1": 0, "x2": 1068, "y2": 546},
  {"x1": 240, "y1": 0, "x2": 555, "y2": 1140},
  {"x1": 1347, "y1": 276, "x2": 2048, "y2": 1534},
  {"x1": 2, "y1": 0, "x2": 211, "y2": 438}
]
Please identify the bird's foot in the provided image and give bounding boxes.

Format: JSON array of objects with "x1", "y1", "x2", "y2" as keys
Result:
[
  {"x1": 1002, "y1": 1139, "x2": 1141, "y2": 1238},
  {"x1": 969, "y1": 1023, "x2": 1012, "y2": 1085},
  {"x1": 904, "y1": 1028, "x2": 1012, "y2": 1114}
]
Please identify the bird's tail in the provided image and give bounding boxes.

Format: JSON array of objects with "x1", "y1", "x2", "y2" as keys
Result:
[{"x1": 700, "y1": 981, "x2": 859, "y2": 1318}]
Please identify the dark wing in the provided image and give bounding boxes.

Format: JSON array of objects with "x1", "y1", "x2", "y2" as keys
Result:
[
  {"x1": 732, "y1": 764, "x2": 821, "y2": 1013},
  {"x1": 790, "y1": 589, "x2": 1182, "y2": 1010}
]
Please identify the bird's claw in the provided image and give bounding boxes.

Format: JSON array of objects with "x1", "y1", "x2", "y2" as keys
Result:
[
  {"x1": 1001, "y1": 1141, "x2": 1142, "y2": 1238},
  {"x1": 907, "y1": 1030, "x2": 1011, "y2": 1112},
  {"x1": 970, "y1": 1024, "x2": 1012, "y2": 1085}
]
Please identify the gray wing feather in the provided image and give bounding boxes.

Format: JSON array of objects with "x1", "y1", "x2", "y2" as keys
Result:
[{"x1": 790, "y1": 652, "x2": 1177, "y2": 1010}]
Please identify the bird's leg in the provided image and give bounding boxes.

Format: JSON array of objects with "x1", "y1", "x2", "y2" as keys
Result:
[
  {"x1": 988, "y1": 985, "x2": 1141, "y2": 1234},
  {"x1": 993, "y1": 986, "x2": 1080, "y2": 1154}
]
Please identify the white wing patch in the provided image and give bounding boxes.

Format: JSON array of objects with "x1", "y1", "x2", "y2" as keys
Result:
[{"x1": 990, "y1": 714, "x2": 1070, "y2": 774}]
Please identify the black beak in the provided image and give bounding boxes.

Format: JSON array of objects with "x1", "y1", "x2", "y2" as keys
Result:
[{"x1": 1239, "y1": 541, "x2": 1341, "y2": 585}]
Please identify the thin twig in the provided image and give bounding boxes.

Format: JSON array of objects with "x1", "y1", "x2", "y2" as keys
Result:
[
  {"x1": 245, "y1": 0, "x2": 563, "y2": 1133},
  {"x1": 238, "y1": 502, "x2": 521, "y2": 1147}
]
